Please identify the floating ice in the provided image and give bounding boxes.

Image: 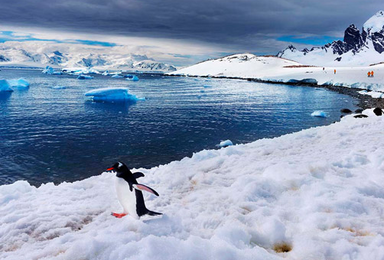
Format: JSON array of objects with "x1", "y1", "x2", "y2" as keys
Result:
[
  {"x1": 51, "y1": 86, "x2": 67, "y2": 89},
  {"x1": 102, "y1": 70, "x2": 110, "y2": 76},
  {"x1": 42, "y1": 66, "x2": 62, "y2": 75},
  {"x1": 0, "y1": 79, "x2": 13, "y2": 92},
  {"x1": 7, "y1": 78, "x2": 30, "y2": 89},
  {"x1": 42, "y1": 66, "x2": 54, "y2": 74},
  {"x1": 77, "y1": 75, "x2": 94, "y2": 80},
  {"x1": 311, "y1": 111, "x2": 327, "y2": 118},
  {"x1": 84, "y1": 87, "x2": 145, "y2": 102},
  {"x1": 125, "y1": 74, "x2": 139, "y2": 81},
  {"x1": 111, "y1": 74, "x2": 123, "y2": 78},
  {"x1": 218, "y1": 139, "x2": 233, "y2": 148}
]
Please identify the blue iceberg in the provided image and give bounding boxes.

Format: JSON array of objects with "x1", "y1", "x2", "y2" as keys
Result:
[
  {"x1": 78, "y1": 75, "x2": 94, "y2": 80},
  {"x1": 0, "y1": 79, "x2": 13, "y2": 92},
  {"x1": 84, "y1": 87, "x2": 145, "y2": 103},
  {"x1": 311, "y1": 111, "x2": 327, "y2": 118},
  {"x1": 125, "y1": 74, "x2": 139, "y2": 81},
  {"x1": 42, "y1": 66, "x2": 62, "y2": 75},
  {"x1": 7, "y1": 78, "x2": 30, "y2": 89}
]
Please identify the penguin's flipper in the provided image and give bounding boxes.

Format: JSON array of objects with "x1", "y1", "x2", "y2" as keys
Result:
[
  {"x1": 133, "y1": 184, "x2": 159, "y2": 196},
  {"x1": 133, "y1": 172, "x2": 145, "y2": 179}
]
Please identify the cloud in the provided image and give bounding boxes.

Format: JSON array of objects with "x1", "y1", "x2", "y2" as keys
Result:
[{"x1": 0, "y1": 0, "x2": 382, "y2": 64}]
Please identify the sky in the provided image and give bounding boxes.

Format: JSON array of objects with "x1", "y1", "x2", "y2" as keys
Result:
[{"x1": 0, "y1": 0, "x2": 383, "y2": 66}]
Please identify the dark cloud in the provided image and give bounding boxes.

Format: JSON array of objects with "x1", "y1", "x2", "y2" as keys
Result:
[{"x1": 0, "y1": 0, "x2": 383, "y2": 53}]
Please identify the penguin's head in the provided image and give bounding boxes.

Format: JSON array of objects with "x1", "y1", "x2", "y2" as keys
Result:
[{"x1": 106, "y1": 161, "x2": 132, "y2": 178}]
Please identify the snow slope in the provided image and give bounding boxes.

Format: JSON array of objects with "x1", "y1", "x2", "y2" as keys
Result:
[
  {"x1": 169, "y1": 53, "x2": 302, "y2": 78},
  {"x1": 170, "y1": 54, "x2": 384, "y2": 92},
  {"x1": 0, "y1": 41, "x2": 177, "y2": 72},
  {"x1": 2, "y1": 110, "x2": 384, "y2": 260}
]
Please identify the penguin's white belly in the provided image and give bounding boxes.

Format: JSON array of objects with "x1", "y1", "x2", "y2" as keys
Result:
[{"x1": 115, "y1": 178, "x2": 139, "y2": 219}]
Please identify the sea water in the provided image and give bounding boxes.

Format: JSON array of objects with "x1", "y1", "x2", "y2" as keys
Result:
[{"x1": 0, "y1": 69, "x2": 358, "y2": 186}]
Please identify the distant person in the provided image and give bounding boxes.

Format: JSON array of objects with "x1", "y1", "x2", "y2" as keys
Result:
[
  {"x1": 368, "y1": 71, "x2": 371, "y2": 77},
  {"x1": 334, "y1": 69, "x2": 336, "y2": 74},
  {"x1": 372, "y1": 71, "x2": 374, "y2": 77}
]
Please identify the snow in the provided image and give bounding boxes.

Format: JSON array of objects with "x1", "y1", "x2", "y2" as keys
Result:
[
  {"x1": 358, "y1": 90, "x2": 384, "y2": 98},
  {"x1": 363, "y1": 10, "x2": 384, "y2": 33},
  {"x1": 2, "y1": 110, "x2": 384, "y2": 259},
  {"x1": 218, "y1": 140, "x2": 234, "y2": 147},
  {"x1": 0, "y1": 79, "x2": 13, "y2": 92},
  {"x1": 311, "y1": 111, "x2": 327, "y2": 118},
  {"x1": 84, "y1": 87, "x2": 145, "y2": 103},
  {"x1": 169, "y1": 55, "x2": 384, "y2": 94},
  {"x1": 7, "y1": 78, "x2": 30, "y2": 89}
]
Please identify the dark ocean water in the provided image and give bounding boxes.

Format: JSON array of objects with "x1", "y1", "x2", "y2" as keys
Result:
[{"x1": 0, "y1": 68, "x2": 358, "y2": 186}]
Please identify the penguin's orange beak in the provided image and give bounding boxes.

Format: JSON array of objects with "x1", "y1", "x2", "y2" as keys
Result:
[{"x1": 106, "y1": 167, "x2": 114, "y2": 172}]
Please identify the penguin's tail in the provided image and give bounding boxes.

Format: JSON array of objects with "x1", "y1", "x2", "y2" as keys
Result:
[{"x1": 147, "y1": 210, "x2": 162, "y2": 216}]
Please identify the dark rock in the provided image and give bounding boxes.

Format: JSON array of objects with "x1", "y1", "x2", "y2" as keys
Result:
[
  {"x1": 344, "y1": 24, "x2": 365, "y2": 52},
  {"x1": 355, "y1": 108, "x2": 364, "y2": 113},
  {"x1": 371, "y1": 31, "x2": 384, "y2": 53},
  {"x1": 373, "y1": 107, "x2": 383, "y2": 116},
  {"x1": 340, "y1": 108, "x2": 353, "y2": 114},
  {"x1": 354, "y1": 114, "x2": 368, "y2": 118}
]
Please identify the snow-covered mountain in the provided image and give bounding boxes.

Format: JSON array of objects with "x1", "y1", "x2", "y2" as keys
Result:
[
  {"x1": 0, "y1": 41, "x2": 177, "y2": 72},
  {"x1": 169, "y1": 53, "x2": 302, "y2": 78},
  {"x1": 278, "y1": 11, "x2": 384, "y2": 66}
]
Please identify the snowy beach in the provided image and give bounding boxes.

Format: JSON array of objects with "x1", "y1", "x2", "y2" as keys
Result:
[{"x1": 2, "y1": 109, "x2": 384, "y2": 260}]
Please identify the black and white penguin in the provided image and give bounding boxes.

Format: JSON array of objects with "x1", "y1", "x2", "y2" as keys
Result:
[{"x1": 107, "y1": 162, "x2": 162, "y2": 219}]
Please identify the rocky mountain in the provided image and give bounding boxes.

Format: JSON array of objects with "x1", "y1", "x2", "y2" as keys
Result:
[
  {"x1": 278, "y1": 11, "x2": 384, "y2": 66},
  {"x1": 0, "y1": 41, "x2": 177, "y2": 72}
]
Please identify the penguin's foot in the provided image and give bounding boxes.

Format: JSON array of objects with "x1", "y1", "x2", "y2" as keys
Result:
[{"x1": 111, "y1": 212, "x2": 127, "y2": 218}]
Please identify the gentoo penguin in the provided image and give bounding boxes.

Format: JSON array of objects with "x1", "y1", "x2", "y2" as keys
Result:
[{"x1": 107, "y1": 162, "x2": 162, "y2": 219}]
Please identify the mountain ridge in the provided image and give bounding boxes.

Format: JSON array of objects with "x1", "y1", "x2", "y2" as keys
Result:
[
  {"x1": 0, "y1": 41, "x2": 177, "y2": 72},
  {"x1": 278, "y1": 11, "x2": 384, "y2": 66}
]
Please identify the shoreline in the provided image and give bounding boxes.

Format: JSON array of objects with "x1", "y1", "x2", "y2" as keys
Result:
[{"x1": 166, "y1": 73, "x2": 384, "y2": 109}]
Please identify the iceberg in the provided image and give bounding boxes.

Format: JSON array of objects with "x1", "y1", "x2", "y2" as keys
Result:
[
  {"x1": 42, "y1": 66, "x2": 62, "y2": 75},
  {"x1": 218, "y1": 139, "x2": 233, "y2": 148},
  {"x1": 0, "y1": 79, "x2": 13, "y2": 92},
  {"x1": 51, "y1": 86, "x2": 67, "y2": 89},
  {"x1": 77, "y1": 75, "x2": 94, "y2": 80},
  {"x1": 84, "y1": 87, "x2": 145, "y2": 102},
  {"x1": 125, "y1": 74, "x2": 139, "y2": 81},
  {"x1": 311, "y1": 111, "x2": 327, "y2": 118},
  {"x1": 111, "y1": 74, "x2": 123, "y2": 78},
  {"x1": 102, "y1": 70, "x2": 110, "y2": 76},
  {"x1": 7, "y1": 78, "x2": 30, "y2": 89},
  {"x1": 42, "y1": 66, "x2": 54, "y2": 74}
]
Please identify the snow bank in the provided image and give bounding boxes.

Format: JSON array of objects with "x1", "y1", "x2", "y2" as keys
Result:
[
  {"x1": 2, "y1": 110, "x2": 384, "y2": 260},
  {"x1": 0, "y1": 79, "x2": 13, "y2": 92},
  {"x1": 84, "y1": 87, "x2": 145, "y2": 103},
  {"x1": 169, "y1": 55, "x2": 384, "y2": 93}
]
